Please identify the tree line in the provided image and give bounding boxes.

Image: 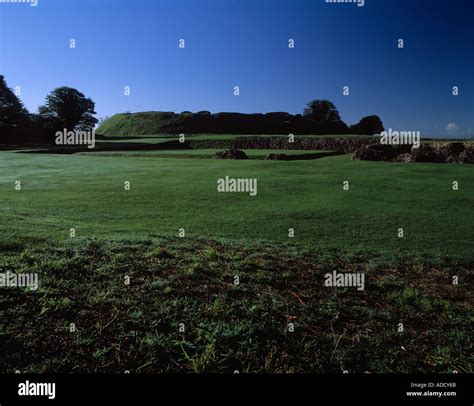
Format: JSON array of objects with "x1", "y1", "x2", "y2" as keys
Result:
[
  {"x1": 0, "y1": 75, "x2": 97, "y2": 144},
  {"x1": 0, "y1": 74, "x2": 384, "y2": 144},
  {"x1": 132, "y1": 103, "x2": 384, "y2": 136}
]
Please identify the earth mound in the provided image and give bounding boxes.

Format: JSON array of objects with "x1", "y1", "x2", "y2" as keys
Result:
[{"x1": 214, "y1": 149, "x2": 248, "y2": 159}]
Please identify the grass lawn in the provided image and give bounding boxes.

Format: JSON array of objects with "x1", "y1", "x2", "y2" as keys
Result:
[
  {"x1": 1, "y1": 238, "x2": 471, "y2": 373},
  {"x1": 0, "y1": 149, "x2": 472, "y2": 373},
  {"x1": 0, "y1": 150, "x2": 472, "y2": 259}
]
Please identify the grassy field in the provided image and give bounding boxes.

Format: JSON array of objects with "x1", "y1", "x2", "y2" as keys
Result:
[
  {"x1": 1, "y1": 238, "x2": 471, "y2": 373},
  {"x1": 1, "y1": 146, "x2": 472, "y2": 373},
  {"x1": 0, "y1": 150, "x2": 472, "y2": 259}
]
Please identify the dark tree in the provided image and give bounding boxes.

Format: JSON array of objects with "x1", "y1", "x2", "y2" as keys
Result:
[
  {"x1": 303, "y1": 99, "x2": 342, "y2": 124},
  {"x1": 350, "y1": 115, "x2": 384, "y2": 135},
  {"x1": 0, "y1": 75, "x2": 29, "y2": 127},
  {"x1": 38, "y1": 87, "x2": 98, "y2": 131}
]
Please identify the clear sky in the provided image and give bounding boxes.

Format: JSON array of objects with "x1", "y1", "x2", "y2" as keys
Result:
[{"x1": 0, "y1": 0, "x2": 472, "y2": 137}]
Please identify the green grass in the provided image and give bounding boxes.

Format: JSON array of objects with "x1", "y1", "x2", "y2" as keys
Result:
[
  {"x1": 1, "y1": 238, "x2": 471, "y2": 373},
  {"x1": 1, "y1": 147, "x2": 472, "y2": 374},
  {"x1": 0, "y1": 150, "x2": 472, "y2": 259}
]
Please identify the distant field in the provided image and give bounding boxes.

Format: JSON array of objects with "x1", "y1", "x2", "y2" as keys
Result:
[
  {"x1": 78, "y1": 149, "x2": 333, "y2": 159},
  {"x1": 0, "y1": 150, "x2": 472, "y2": 260}
]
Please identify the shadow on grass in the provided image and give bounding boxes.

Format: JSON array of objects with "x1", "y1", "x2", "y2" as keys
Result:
[
  {"x1": 267, "y1": 151, "x2": 344, "y2": 160},
  {"x1": 15, "y1": 140, "x2": 191, "y2": 154},
  {"x1": 13, "y1": 142, "x2": 344, "y2": 160}
]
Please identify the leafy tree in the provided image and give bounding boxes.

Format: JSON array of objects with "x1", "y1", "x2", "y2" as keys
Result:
[
  {"x1": 303, "y1": 99, "x2": 342, "y2": 124},
  {"x1": 350, "y1": 115, "x2": 384, "y2": 135},
  {"x1": 38, "y1": 87, "x2": 97, "y2": 131},
  {"x1": 0, "y1": 75, "x2": 29, "y2": 127}
]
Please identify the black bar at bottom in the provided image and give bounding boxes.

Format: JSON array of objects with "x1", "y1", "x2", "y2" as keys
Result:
[{"x1": 0, "y1": 373, "x2": 472, "y2": 405}]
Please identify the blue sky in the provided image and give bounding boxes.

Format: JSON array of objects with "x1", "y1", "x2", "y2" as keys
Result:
[{"x1": 0, "y1": 0, "x2": 473, "y2": 137}]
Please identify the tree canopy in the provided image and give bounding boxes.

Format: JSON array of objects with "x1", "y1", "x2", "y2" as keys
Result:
[
  {"x1": 303, "y1": 99, "x2": 342, "y2": 124},
  {"x1": 0, "y1": 75, "x2": 29, "y2": 127},
  {"x1": 38, "y1": 87, "x2": 98, "y2": 131},
  {"x1": 350, "y1": 115, "x2": 384, "y2": 135}
]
